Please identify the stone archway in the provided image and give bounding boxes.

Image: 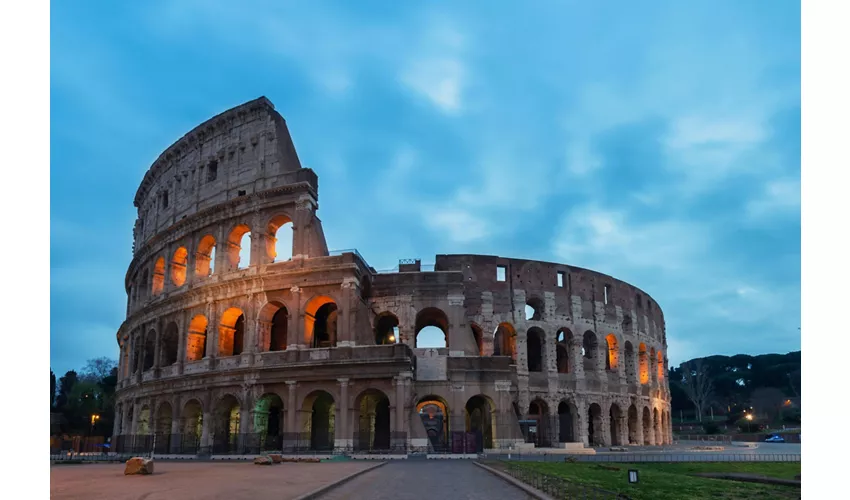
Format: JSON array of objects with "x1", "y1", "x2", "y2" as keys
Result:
[
  {"x1": 354, "y1": 389, "x2": 392, "y2": 452},
  {"x1": 465, "y1": 395, "x2": 496, "y2": 452}
]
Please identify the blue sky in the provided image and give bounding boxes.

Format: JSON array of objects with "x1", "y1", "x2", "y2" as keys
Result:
[{"x1": 50, "y1": 0, "x2": 800, "y2": 376}]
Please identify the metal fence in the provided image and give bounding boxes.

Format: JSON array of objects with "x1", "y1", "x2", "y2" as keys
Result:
[
  {"x1": 485, "y1": 452, "x2": 801, "y2": 463},
  {"x1": 674, "y1": 434, "x2": 732, "y2": 443},
  {"x1": 498, "y1": 461, "x2": 624, "y2": 499},
  {"x1": 352, "y1": 431, "x2": 408, "y2": 454}
]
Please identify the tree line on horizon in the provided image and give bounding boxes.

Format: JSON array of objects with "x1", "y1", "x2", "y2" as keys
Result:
[
  {"x1": 669, "y1": 350, "x2": 800, "y2": 427},
  {"x1": 51, "y1": 357, "x2": 118, "y2": 438}
]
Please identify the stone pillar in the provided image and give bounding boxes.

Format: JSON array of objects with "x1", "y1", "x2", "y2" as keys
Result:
[
  {"x1": 200, "y1": 411, "x2": 212, "y2": 452},
  {"x1": 394, "y1": 377, "x2": 405, "y2": 433},
  {"x1": 635, "y1": 409, "x2": 644, "y2": 445},
  {"x1": 286, "y1": 381, "x2": 297, "y2": 433},
  {"x1": 112, "y1": 402, "x2": 122, "y2": 441},
  {"x1": 339, "y1": 280, "x2": 356, "y2": 347},
  {"x1": 289, "y1": 286, "x2": 304, "y2": 348},
  {"x1": 206, "y1": 302, "x2": 218, "y2": 360},
  {"x1": 337, "y1": 378, "x2": 350, "y2": 448},
  {"x1": 131, "y1": 402, "x2": 141, "y2": 434},
  {"x1": 569, "y1": 336, "x2": 584, "y2": 379},
  {"x1": 292, "y1": 195, "x2": 315, "y2": 258},
  {"x1": 544, "y1": 328, "x2": 557, "y2": 373},
  {"x1": 574, "y1": 399, "x2": 588, "y2": 447},
  {"x1": 600, "y1": 412, "x2": 611, "y2": 447}
]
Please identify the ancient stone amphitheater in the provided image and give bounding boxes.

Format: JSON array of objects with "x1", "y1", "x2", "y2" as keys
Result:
[{"x1": 112, "y1": 97, "x2": 672, "y2": 457}]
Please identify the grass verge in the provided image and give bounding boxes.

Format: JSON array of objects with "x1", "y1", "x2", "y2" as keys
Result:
[{"x1": 494, "y1": 461, "x2": 800, "y2": 500}]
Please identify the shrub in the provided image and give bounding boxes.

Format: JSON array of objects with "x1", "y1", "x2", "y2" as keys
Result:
[
  {"x1": 736, "y1": 418, "x2": 765, "y2": 433},
  {"x1": 702, "y1": 422, "x2": 721, "y2": 435}
]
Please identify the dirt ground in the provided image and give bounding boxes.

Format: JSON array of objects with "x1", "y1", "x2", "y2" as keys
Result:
[{"x1": 50, "y1": 460, "x2": 375, "y2": 500}]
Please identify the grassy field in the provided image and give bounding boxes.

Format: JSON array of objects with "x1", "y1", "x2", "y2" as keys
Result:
[{"x1": 499, "y1": 461, "x2": 801, "y2": 500}]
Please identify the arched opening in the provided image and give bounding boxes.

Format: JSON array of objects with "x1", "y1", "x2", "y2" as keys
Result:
[
  {"x1": 302, "y1": 391, "x2": 335, "y2": 451},
  {"x1": 212, "y1": 395, "x2": 241, "y2": 454},
  {"x1": 638, "y1": 343, "x2": 649, "y2": 384},
  {"x1": 195, "y1": 235, "x2": 216, "y2": 277},
  {"x1": 170, "y1": 247, "x2": 188, "y2": 287},
  {"x1": 137, "y1": 406, "x2": 151, "y2": 434},
  {"x1": 143, "y1": 331, "x2": 156, "y2": 371},
  {"x1": 624, "y1": 342, "x2": 636, "y2": 383},
  {"x1": 355, "y1": 389, "x2": 391, "y2": 452},
  {"x1": 470, "y1": 323, "x2": 483, "y2": 356},
  {"x1": 609, "y1": 403, "x2": 623, "y2": 446},
  {"x1": 186, "y1": 315, "x2": 208, "y2": 361},
  {"x1": 131, "y1": 336, "x2": 141, "y2": 373},
  {"x1": 557, "y1": 401, "x2": 575, "y2": 443},
  {"x1": 182, "y1": 400, "x2": 203, "y2": 449},
  {"x1": 257, "y1": 301, "x2": 288, "y2": 352},
  {"x1": 492, "y1": 323, "x2": 517, "y2": 359},
  {"x1": 650, "y1": 347, "x2": 657, "y2": 382},
  {"x1": 587, "y1": 403, "x2": 603, "y2": 447},
  {"x1": 661, "y1": 409, "x2": 668, "y2": 445},
  {"x1": 582, "y1": 331, "x2": 598, "y2": 372},
  {"x1": 525, "y1": 296, "x2": 544, "y2": 321},
  {"x1": 160, "y1": 322, "x2": 178, "y2": 366},
  {"x1": 414, "y1": 307, "x2": 449, "y2": 348},
  {"x1": 254, "y1": 393, "x2": 284, "y2": 450},
  {"x1": 305, "y1": 296, "x2": 338, "y2": 348},
  {"x1": 374, "y1": 312, "x2": 400, "y2": 345},
  {"x1": 267, "y1": 214, "x2": 294, "y2": 262},
  {"x1": 628, "y1": 404, "x2": 639, "y2": 444},
  {"x1": 526, "y1": 327, "x2": 545, "y2": 372},
  {"x1": 605, "y1": 334, "x2": 619, "y2": 370},
  {"x1": 556, "y1": 329, "x2": 570, "y2": 373},
  {"x1": 465, "y1": 395, "x2": 495, "y2": 452},
  {"x1": 417, "y1": 396, "x2": 449, "y2": 452},
  {"x1": 151, "y1": 257, "x2": 165, "y2": 295},
  {"x1": 226, "y1": 224, "x2": 251, "y2": 270},
  {"x1": 642, "y1": 406, "x2": 652, "y2": 445},
  {"x1": 219, "y1": 307, "x2": 245, "y2": 357},
  {"x1": 653, "y1": 408, "x2": 661, "y2": 445},
  {"x1": 657, "y1": 351, "x2": 665, "y2": 382},
  {"x1": 154, "y1": 402, "x2": 173, "y2": 453},
  {"x1": 528, "y1": 400, "x2": 551, "y2": 447},
  {"x1": 121, "y1": 342, "x2": 130, "y2": 378}
]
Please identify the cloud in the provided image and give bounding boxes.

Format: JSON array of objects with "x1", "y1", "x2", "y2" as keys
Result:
[
  {"x1": 400, "y1": 58, "x2": 465, "y2": 113},
  {"x1": 425, "y1": 207, "x2": 491, "y2": 243},
  {"x1": 746, "y1": 178, "x2": 801, "y2": 220}
]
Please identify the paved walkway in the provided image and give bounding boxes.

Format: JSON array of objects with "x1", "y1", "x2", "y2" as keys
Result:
[
  {"x1": 319, "y1": 460, "x2": 534, "y2": 499},
  {"x1": 50, "y1": 461, "x2": 374, "y2": 500}
]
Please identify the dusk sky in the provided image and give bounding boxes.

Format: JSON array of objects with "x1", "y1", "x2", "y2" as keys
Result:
[{"x1": 50, "y1": 0, "x2": 800, "y2": 376}]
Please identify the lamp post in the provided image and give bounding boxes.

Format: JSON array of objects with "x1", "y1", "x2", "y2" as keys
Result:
[{"x1": 745, "y1": 413, "x2": 753, "y2": 433}]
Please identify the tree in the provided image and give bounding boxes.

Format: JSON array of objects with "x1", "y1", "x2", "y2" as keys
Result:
[
  {"x1": 678, "y1": 359, "x2": 714, "y2": 423},
  {"x1": 50, "y1": 369, "x2": 56, "y2": 409},
  {"x1": 750, "y1": 387, "x2": 787, "y2": 424},
  {"x1": 56, "y1": 370, "x2": 78, "y2": 410},
  {"x1": 79, "y1": 357, "x2": 118, "y2": 383}
]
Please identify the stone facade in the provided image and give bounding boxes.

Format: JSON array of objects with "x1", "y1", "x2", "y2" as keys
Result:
[{"x1": 113, "y1": 97, "x2": 673, "y2": 454}]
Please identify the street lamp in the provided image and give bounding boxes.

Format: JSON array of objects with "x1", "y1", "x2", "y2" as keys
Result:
[
  {"x1": 90, "y1": 414, "x2": 100, "y2": 433},
  {"x1": 745, "y1": 413, "x2": 753, "y2": 433}
]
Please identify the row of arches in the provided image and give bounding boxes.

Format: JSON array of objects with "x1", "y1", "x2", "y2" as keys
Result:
[
  {"x1": 524, "y1": 398, "x2": 671, "y2": 447},
  {"x1": 132, "y1": 215, "x2": 294, "y2": 304},
  {"x1": 120, "y1": 387, "x2": 398, "y2": 453}
]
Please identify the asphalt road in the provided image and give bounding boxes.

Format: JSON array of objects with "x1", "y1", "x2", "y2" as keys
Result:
[{"x1": 319, "y1": 459, "x2": 535, "y2": 500}]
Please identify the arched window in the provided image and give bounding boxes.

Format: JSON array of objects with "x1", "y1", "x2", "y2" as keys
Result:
[
  {"x1": 267, "y1": 215, "x2": 294, "y2": 262},
  {"x1": 374, "y1": 313, "x2": 400, "y2": 345},
  {"x1": 196, "y1": 235, "x2": 216, "y2": 277},
  {"x1": 525, "y1": 297, "x2": 544, "y2": 321},
  {"x1": 219, "y1": 308, "x2": 245, "y2": 357},
  {"x1": 526, "y1": 327, "x2": 544, "y2": 372},
  {"x1": 304, "y1": 296, "x2": 338, "y2": 348},
  {"x1": 493, "y1": 323, "x2": 517, "y2": 359},
  {"x1": 226, "y1": 224, "x2": 251, "y2": 270},
  {"x1": 638, "y1": 343, "x2": 649, "y2": 384},
  {"x1": 415, "y1": 308, "x2": 449, "y2": 348},
  {"x1": 151, "y1": 257, "x2": 165, "y2": 295},
  {"x1": 160, "y1": 322, "x2": 179, "y2": 366},
  {"x1": 170, "y1": 247, "x2": 188, "y2": 287},
  {"x1": 187, "y1": 315, "x2": 208, "y2": 361},
  {"x1": 605, "y1": 334, "x2": 619, "y2": 370}
]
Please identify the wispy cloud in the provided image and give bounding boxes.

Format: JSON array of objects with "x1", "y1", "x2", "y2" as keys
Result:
[{"x1": 746, "y1": 178, "x2": 801, "y2": 220}]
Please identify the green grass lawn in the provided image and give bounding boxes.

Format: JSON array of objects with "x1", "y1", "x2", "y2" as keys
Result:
[{"x1": 499, "y1": 461, "x2": 800, "y2": 500}]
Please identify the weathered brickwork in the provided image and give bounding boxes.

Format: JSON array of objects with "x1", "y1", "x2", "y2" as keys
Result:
[{"x1": 113, "y1": 97, "x2": 673, "y2": 454}]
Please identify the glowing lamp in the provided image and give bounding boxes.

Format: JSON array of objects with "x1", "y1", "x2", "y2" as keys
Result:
[{"x1": 388, "y1": 335, "x2": 395, "y2": 343}]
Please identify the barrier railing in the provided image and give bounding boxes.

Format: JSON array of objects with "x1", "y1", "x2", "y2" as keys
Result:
[{"x1": 484, "y1": 452, "x2": 801, "y2": 463}]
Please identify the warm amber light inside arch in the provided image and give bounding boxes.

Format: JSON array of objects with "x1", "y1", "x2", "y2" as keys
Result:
[
  {"x1": 151, "y1": 257, "x2": 165, "y2": 295},
  {"x1": 638, "y1": 343, "x2": 649, "y2": 384},
  {"x1": 187, "y1": 314, "x2": 209, "y2": 362},
  {"x1": 196, "y1": 235, "x2": 216, "y2": 277},
  {"x1": 605, "y1": 333, "x2": 619, "y2": 370},
  {"x1": 171, "y1": 247, "x2": 188, "y2": 286},
  {"x1": 267, "y1": 214, "x2": 294, "y2": 262}
]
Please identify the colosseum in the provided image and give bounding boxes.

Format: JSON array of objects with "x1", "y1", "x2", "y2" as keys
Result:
[{"x1": 112, "y1": 96, "x2": 673, "y2": 457}]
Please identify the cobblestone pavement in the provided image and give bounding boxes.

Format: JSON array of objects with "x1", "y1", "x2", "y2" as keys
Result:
[
  {"x1": 50, "y1": 461, "x2": 374, "y2": 500},
  {"x1": 319, "y1": 460, "x2": 534, "y2": 500}
]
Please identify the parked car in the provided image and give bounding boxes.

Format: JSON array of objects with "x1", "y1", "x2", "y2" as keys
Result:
[{"x1": 764, "y1": 434, "x2": 786, "y2": 443}]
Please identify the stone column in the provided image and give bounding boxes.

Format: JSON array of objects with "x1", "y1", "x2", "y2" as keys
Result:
[
  {"x1": 112, "y1": 402, "x2": 122, "y2": 442},
  {"x1": 635, "y1": 409, "x2": 644, "y2": 445},
  {"x1": 206, "y1": 302, "x2": 218, "y2": 360},
  {"x1": 200, "y1": 411, "x2": 212, "y2": 452},
  {"x1": 288, "y1": 286, "x2": 304, "y2": 348},
  {"x1": 574, "y1": 399, "x2": 588, "y2": 447},
  {"x1": 569, "y1": 336, "x2": 585, "y2": 379},
  {"x1": 286, "y1": 381, "x2": 297, "y2": 433},
  {"x1": 339, "y1": 279, "x2": 356, "y2": 347},
  {"x1": 618, "y1": 412, "x2": 629, "y2": 446},
  {"x1": 337, "y1": 378, "x2": 350, "y2": 448},
  {"x1": 394, "y1": 377, "x2": 405, "y2": 433},
  {"x1": 600, "y1": 412, "x2": 611, "y2": 447}
]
